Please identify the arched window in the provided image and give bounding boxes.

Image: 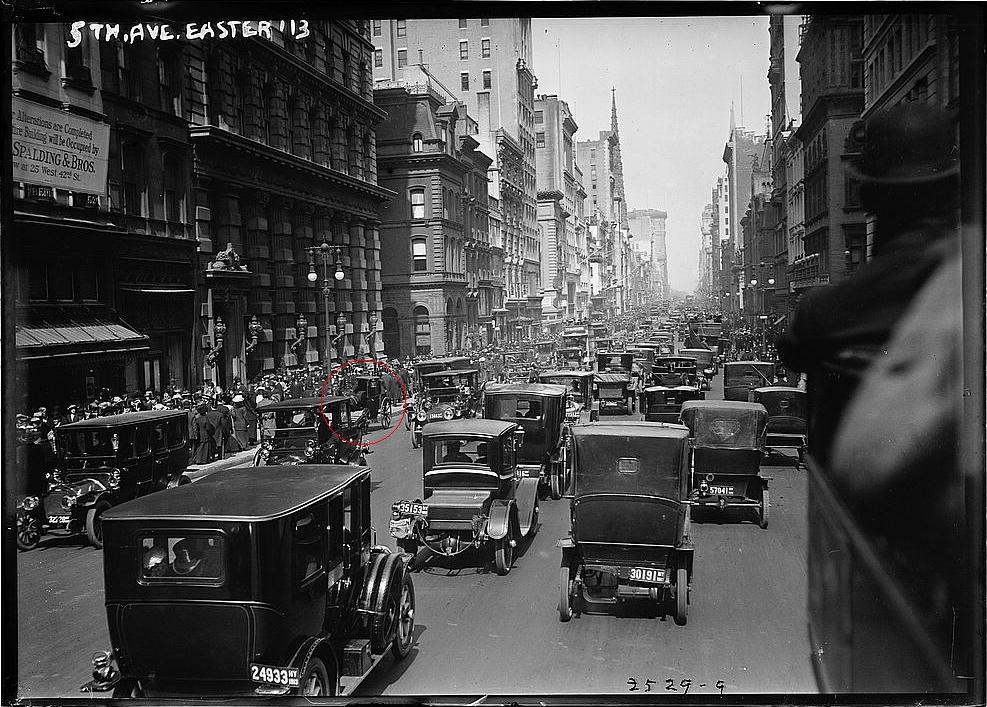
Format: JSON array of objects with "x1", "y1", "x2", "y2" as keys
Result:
[
  {"x1": 410, "y1": 188, "x2": 426, "y2": 219},
  {"x1": 412, "y1": 238, "x2": 427, "y2": 272},
  {"x1": 414, "y1": 306, "x2": 431, "y2": 356},
  {"x1": 412, "y1": 133, "x2": 423, "y2": 152}
]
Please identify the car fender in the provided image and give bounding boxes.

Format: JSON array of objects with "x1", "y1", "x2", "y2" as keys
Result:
[
  {"x1": 512, "y1": 477, "x2": 540, "y2": 535},
  {"x1": 485, "y1": 499, "x2": 514, "y2": 540},
  {"x1": 288, "y1": 635, "x2": 337, "y2": 693}
]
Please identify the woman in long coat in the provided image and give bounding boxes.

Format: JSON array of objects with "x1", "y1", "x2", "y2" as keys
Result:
[{"x1": 190, "y1": 404, "x2": 215, "y2": 464}]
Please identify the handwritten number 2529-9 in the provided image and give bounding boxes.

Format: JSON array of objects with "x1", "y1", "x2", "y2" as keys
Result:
[{"x1": 626, "y1": 677, "x2": 725, "y2": 694}]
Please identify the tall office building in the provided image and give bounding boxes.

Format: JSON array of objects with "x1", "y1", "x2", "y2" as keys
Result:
[{"x1": 373, "y1": 18, "x2": 541, "y2": 339}]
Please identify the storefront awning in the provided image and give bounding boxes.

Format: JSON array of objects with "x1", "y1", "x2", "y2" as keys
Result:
[{"x1": 16, "y1": 307, "x2": 150, "y2": 360}]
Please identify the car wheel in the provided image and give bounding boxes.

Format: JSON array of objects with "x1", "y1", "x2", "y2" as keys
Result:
[
  {"x1": 410, "y1": 426, "x2": 420, "y2": 449},
  {"x1": 404, "y1": 407, "x2": 413, "y2": 430},
  {"x1": 16, "y1": 512, "x2": 41, "y2": 551},
  {"x1": 390, "y1": 571, "x2": 416, "y2": 660},
  {"x1": 298, "y1": 657, "x2": 332, "y2": 696},
  {"x1": 759, "y1": 487, "x2": 770, "y2": 529},
  {"x1": 86, "y1": 499, "x2": 111, "y2": 550},
  {"x1": 559, "y1": 564, "x2": 573, "y2": 622},
  {"x1": 493, "y1": 520, "x2": 515, "y2": 576},
  {"x1": 381, "y1": 403, "x2": 392, "y2": 429},
  {"x1": 674, "y1": 567, "x2": 688, "y2": 625},
  {"x1": 549, "y1": 466, "x2": 563, "y2": 500}
]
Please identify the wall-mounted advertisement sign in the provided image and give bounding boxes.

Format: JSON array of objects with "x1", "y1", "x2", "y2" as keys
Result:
[{"x1": 11, "y1": 96, "x2": 110, "y2": 195}]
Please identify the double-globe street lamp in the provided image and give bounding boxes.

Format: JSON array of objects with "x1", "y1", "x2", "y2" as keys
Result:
[{"x1": 306, "y1": 239, "x2": 346, "y2": 372}]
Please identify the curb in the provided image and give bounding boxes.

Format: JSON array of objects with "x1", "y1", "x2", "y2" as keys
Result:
[{"x1": 185, "y1": 448, "x2": 257, "y2": 483}]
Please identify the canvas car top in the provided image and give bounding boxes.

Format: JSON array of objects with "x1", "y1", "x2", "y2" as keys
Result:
[
  {"x1": 679, "y1": 401, "x2": 768, "y2": 449},
  {"x1": 260, "y1": 395, "x2": 352, "y2": 411},
  {"x1": 595, "y1": 372, "x2": 631, "y2": 384},
  {"x1": 484, "y1": 383, "x2": 567, "y2": 397},
  {"x1": 58, "y1": 409, "x2": 188, "y2": 429},
  {"x1": 572, "y1": 423, "x2": 689, "y2": 497},
  {"x1": 421, "y1": 419, "x2": 517, "y2": 438},
  {"x1": 102, "y1": 465, "x2": 371, "y2": 522}
]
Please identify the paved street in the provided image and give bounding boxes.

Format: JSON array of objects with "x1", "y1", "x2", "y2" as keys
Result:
[{"x1": 16, "y1": 373, "x2": 814, "y2": 698}]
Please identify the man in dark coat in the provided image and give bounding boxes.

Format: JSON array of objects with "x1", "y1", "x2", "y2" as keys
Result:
[
  {"x1": 190, "y1": 403, "x2": 215, "y2": 464},
  {"x1": 204, "y1": 400, "x2": 226, "y2": 461}
]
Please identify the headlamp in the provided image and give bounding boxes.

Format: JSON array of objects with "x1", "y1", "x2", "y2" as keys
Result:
[
  {"x1": 416, "y1": 411, "x2": 427, "y2": 422},
  {"x1": 108, "y1": 469, "x2": 121, "y2": 489},
  {"x1": 21, "y1": 496, "x2": 39, "y2": 511},
  {"x1": 304, "y1": 440, "x2": 317, "y2": 459},
  {"x1": 443, "y1": 407, "x2": 455, "y2": 421}
]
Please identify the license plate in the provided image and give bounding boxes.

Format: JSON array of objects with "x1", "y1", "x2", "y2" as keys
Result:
[
  {"x1": 48, "y1": 515, "x2": 69, "y2": 524},
  {"x1": 250, "y1": 663, "x2": 299, "y2": 688},
  {"x1": 628, "y1": 567, "x2": 665, "y2": 584},
  {"x1": 709, "y1": 485, "x2": 733, "y2": 495},
  {"x1": 395, "y1": 501, "x2": 429, "y2": 516}
]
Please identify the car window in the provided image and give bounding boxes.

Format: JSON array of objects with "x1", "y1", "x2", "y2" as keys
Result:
[
  {"x1": 139, "y1": 533, "x2": 225, "y2": 584},
  {"x1": 168, "y1": 417, "x2": 186, "y2": 446},
  {"x1": 293, "y1": 509, "x2": 326, "y2": 586},
  {"x1": 434, "y1": 440, "x2": 488, "y2": 465},
  {"x1": 133, "y1": 426, "x2": 150, "y2": 456},
  {"x1": 151, "y1": 422, "x2": 168, "y2": 452}
]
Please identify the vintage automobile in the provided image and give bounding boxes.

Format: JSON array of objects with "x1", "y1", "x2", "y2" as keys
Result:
[
  {"x1": 255, "y1": 397, "x2": 367, "y2": 467},
  {"x1": 500, "y1": 349, "x2": 533, "y2": 381},
  {"x1": 679, "y1": 347, "x2": 716, "y2": 380},
  {"x1": 538, "y1": 370, "x2": 599, "y2": 423},
  {"x1": 641, "y1": 385, "x2": 704, "y2": 423},
  {"x1": 595, "y1": 352, "x2": 636, "y2": 414},
  {"x1": 81, "y1": 465, "x2": 415, "y2": 697},
  {"x1": 17, "y1": 410, "x2": 191, "y2": 551},
  {"x1": 751, "y1": 386, "x2": 808, "y2": 461},
  {"x1": 533, "y1": 339, "x2": 557, "y2": 368},
  {"x1": 652, "y1": 356, "x2": 700, "y2": 388},
  {"x1": 389, "y1": 420, "x2": 539, "y2": 575},
  {"x1": 348, "y1": 375, "x2": 392, "y2": 429},
  {"x1": 558, "y1": 422, "x2": 694, "y2": 624},
  {"x1": 483, "y1": 383, "x2": 571, "y2": 499},
  {"x1": 679, "y1": 400, "x2": 770, "y2": 528},
  {"x1": 413, "y1": 356, "x2": 472, "y2": 384},
  {"x1": 593, "y1": 336, "x2": 615, "y2": 353},
  {"x1": 409, "y1": 369, "x2": 481, "y2": 448},
  {"x1": 722, "y1": 360, "x2": 776, "y2": 401}
]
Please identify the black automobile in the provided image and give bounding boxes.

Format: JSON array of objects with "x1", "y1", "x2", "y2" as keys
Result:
[
  {"x1": 559, "y1": 422, "x2": 694, "y2": 624},
  {"x1": 679, "y1": 400, "x2": 770, "y2": 528},
  {"x1": 595, "y1": 352, "x2": 637, "y2": 414},
  {"x1": 751, "y1": 386, "x2": 808, "y2": 462},
  {"x1": 483, "y1": 383, "x2": 571, "y2": 499},
  {"x1": 722, "y1": 361, "x2": 776, "y2": 402},
  {"x1": 538, "y1": 370, "x2": 599, "y2": 423},
  {"x1": 390, "y1": 419, "x2": 539, "y2": 575},
  {"x1": 409, "y1": 369, "x2": 480, "y2": 448},
  {"x1": 254, "y1": 396, "x2": 367, "y2": 467},
  {"x1": 81, "y1": 465, "x2": 415, "y2": 697},
  {"x1": 641, "y1": 385, "x2": 705, "y2": 423},
  {"x1": 17, "y1": 410, "x2": 191, "y2": 550}
]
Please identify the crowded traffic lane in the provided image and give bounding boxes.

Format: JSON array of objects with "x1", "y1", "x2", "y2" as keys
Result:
[{"x1": 16, "y1": 374, "x2": 813, "y2": 697}]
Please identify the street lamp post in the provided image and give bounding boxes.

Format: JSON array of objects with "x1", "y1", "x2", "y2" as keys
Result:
[
  {"x1": 205, "y1": 316, "x2": 226, "y2": 368},
  {"x1": 306, "y1": 238, "x2": 345, "y2": 372}
]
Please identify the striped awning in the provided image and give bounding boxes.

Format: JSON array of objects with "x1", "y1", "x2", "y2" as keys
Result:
[{"x1": 16, "y1": 306, "x2": 149, "y2": 358}]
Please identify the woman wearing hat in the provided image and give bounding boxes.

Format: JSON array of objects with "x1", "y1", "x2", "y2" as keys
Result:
[{"x1": 230, "y1": 394, "x2": 249, "y2": 452}]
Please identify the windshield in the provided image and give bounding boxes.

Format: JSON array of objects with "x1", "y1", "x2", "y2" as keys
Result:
[
  {"x1": 59, "y1": 428, "x2": 133, "y2": 458},
  {"x1": 573, "y1": 433, "x2": 685, "y2": 498},
  {"x1": 682, "y1": 407, "x2": 766, "y2": 448}
]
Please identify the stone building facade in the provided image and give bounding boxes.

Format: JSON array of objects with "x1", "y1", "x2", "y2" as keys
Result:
[
  {"x1": 374, "y1": 73, "x2": 493, "y2": 358},
  {"x1": 183, "y1": 21, "x2": 393, "y2": 384}
]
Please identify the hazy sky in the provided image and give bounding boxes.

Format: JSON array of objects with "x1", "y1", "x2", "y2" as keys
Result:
[{"x1": 532, "y1": 17, "x2": 773, "y2": 293}]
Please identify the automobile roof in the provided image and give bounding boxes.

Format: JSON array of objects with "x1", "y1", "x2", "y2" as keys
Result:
[
  {"x1": 680, "y1": 400, "x2": 768, "y2": 414},
  {"x1": 484, "y1": 383, "x2": 567, "y2": 397},
  {"x1": 259, "y1": 395, "x2": 352, "y2": 410},
  {"x1": 538, "y1": 370, "x2": 594, "y2": 378},
  {"x1": 422, "y1": 419, "x2": 518, "y2": 437},
  {"x1": 58, "y1": 409, "x2": 188, "y2": 429},
  {"x1": 754, "y1": 386, "x2": 805, "y2": 394},
  {"x1": 420, "y1": 369, "x2": 479, "y2": 378},
  {"x1": 643, "y1": 385, "x2": 701, "y2": 392},
  {"x1": 595, "y1": 372, "x2": 631, "y2": 384},
  {"x1": 725, "y1": 360, "x2": 775, "y2": 366},
  {"x1": 102, "y1": 465, "x2": 371, "y2": 522},
  {"x1": 572, "y1": 422, "x2": 689, "y2": 439}
]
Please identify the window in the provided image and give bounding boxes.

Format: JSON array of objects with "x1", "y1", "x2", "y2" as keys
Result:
[
  {"x1": 292, "y1": 507, "x2": 327, "y2": 586},
  {"x1": 414, "y1": 306, "x2": 431, "y2": 356},
  {"x1": 397, "y1": 48, "x2": 407, "y2": 68},
  {"x1": 156, "y1": 50, "x2": 182, "y2": 116},
  {"x1": 374, "y1": 48, "x2": 382, "y2": 68},
  {"x1": 482, "y1": 38, "x2": 491, "y2": 58},
  {"x1": 139, "y1": 533, "x2": 226, "y2": 584},
  {"x1": 412, "y1": 132, "x2": 423, "y2": 152},
  {"x1": 372, "y1": 20, "x2": 381, "y2": 36},
  {"x1": 120, "y1": 138, "x2": 145, "y2": 216},
  {"x1": 534, "y1": 110, "x2": 543, "y2": 124},
  {"x1": 481, "y1": 18, "x2": 490, "y2": 26},
  {"x1": 63, "y1": 24, "x2": 91, "y2": 84},
  {"x1": 410, "y1": 188, "x2": 426, "y2": 219},
  {"x1": 459, "y1": 19, "x2": 468, "y2": 29},
  {"x1": 163, "y1": 153, "x2": 184, "y2": 222},
  {"x1": 396, "y1": 20, "x2": 406, "y2": 37},
  {"x1": 15, "y1": 23, "x2": 45, "y2": 68},
  {"x1": 536, "y1": 132, "x2": 545, "y2": 148},
  {"x1": 412, "y1": 238, "x2": 428, "y2": 271},
  {"x1": 461, "y1": 72, "x2": 469, "y2": 90},
  {"x1": 460, "y1": 40, "x2": 468, "y2": 60},
  {"x1": 482, "y1": 70, "x2": 491, "y2": 89}
]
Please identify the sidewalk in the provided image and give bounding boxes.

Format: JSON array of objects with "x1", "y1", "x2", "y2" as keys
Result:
[{"x1": 185, "y1": 447, "x2": 257, "y2": 483}]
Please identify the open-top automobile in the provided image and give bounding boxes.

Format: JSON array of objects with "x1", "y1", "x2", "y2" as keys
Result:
[
  {"x1": 255, "y1": 396, "x2": 367, "y2": 467},
  {"x1": 409, "y1": 369, "x2": 480, "y2": 448}
]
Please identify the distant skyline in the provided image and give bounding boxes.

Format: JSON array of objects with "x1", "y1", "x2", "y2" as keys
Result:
[{"x1": 532, "y1": 16, "x2": 775, "y2": 292}]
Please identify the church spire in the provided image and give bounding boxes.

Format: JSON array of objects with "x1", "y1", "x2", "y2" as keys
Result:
[{"x1": 611, "y1": 87, "x2": 619, "y2": 135}]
